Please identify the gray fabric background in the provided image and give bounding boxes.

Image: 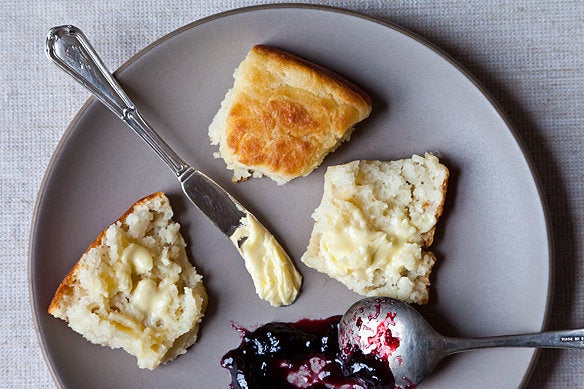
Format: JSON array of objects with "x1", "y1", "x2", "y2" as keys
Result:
[{"x1": 2, "y1": 0, "x2": 582, "y2": 387}]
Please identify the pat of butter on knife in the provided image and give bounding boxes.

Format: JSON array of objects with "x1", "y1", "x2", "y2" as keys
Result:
[{"x1": 230, "y1": 214, "x2": 302, "y2": 307}]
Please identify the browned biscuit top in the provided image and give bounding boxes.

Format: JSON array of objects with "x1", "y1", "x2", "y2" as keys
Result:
[{"x1": 224, "y1": 45, "x2": 372, "y2": 179}]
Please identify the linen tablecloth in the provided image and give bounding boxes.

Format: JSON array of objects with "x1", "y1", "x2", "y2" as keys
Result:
[{"x1": 2, "y1": 0, "x2": 583, "y2": 387}]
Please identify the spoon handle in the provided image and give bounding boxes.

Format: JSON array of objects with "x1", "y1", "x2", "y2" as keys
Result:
[
  {"x1": 444, "y1": 328, "x2": 584, "y2": 354},
  {"x1": 45, "y1": 25, "x2": 190, "y2": 177}
]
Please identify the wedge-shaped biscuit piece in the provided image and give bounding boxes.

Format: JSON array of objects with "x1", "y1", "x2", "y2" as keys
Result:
[
  {"x1": 48, "y1": 192, "x2": 207, "y2": 369},
  {"x1": 209, "y1": 45, "x2": 372, "y2": 184},
  {"x1": 301, "y1": 154, "x2": 449, "y2": 304}
]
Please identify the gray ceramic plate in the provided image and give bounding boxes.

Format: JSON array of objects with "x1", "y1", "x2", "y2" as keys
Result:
[{"x1": 31, "y1": 4, "x2": 551, "y2": 388}]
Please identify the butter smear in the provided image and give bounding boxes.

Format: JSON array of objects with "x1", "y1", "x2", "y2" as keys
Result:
[{"x1": 230, "y1": 214, "x2": 302, "y2": 306}]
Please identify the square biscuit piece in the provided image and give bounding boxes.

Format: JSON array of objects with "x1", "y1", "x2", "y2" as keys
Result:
[
  {"x1": 301, "y1": 154, "x2": 449, "y2": 304},
  {"x1": 48, "y1": 192, "x2": 207, "y2": 369},
  {"x1": 209, "y1": 45, "x2": 372, "y2": 184}
]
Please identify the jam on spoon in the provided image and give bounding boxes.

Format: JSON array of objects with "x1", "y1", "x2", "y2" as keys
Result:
[
  {"x1": 223, "y1": 296, "x2": 584, "y2": 388},
  {"x1": 220, "y1": 315, "x2": 397, "y2": 389},
  {"x1": 340, "y1": 297, "x2": 584, "y2": 387}
]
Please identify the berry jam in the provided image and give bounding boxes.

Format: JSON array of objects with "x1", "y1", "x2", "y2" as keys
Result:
[
  {"x1": 349, "y1": 310, "x2": 400, "y2": 362},
  {"x1": 220, "y1": 315, "x2": 396, "y2": 389}
]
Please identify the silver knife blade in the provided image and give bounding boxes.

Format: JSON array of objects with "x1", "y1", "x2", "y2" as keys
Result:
[{"x1": 180, "y1": 168, "x2": 246, "y2": 237}]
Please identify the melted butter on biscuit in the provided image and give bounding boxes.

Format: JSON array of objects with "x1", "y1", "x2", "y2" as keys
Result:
[
  {"x1": 121, "y1": 243, "x2": 154, "y2": 274},
  {"x1": 230, "y1": 214, "x2": 302, "y2": 307},
  {"x1": 318, "y1": 201, "x2": 422, "y2": 300},
  {"x1": 301, "y1": 155, "x2": 449, "y2": 305},
  {"x1": 129, "y1": 278, "x2": 171, "y2": 319}
]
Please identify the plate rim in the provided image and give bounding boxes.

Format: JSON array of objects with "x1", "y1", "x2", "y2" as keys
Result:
[{"x1": 29, "y1": 4, "x2": 554, "y2": 388}]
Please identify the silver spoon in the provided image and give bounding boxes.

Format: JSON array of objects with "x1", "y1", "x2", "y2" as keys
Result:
[{"x1": 339, "y1": 297, "x2": 584, "y2": 387}]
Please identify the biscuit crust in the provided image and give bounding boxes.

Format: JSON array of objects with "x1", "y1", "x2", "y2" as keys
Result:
[{"x1": 210, "y1": 45, "x2": 372, "y2": 183}]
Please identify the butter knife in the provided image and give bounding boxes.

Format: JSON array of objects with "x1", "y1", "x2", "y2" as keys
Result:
[{"x1": 45, "y1": 25, "x2": 250, "y2": 242}]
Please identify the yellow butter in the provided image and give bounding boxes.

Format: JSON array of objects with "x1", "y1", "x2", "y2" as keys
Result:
[
  {"x1": 121, "y1": 243, "x2": 153, "y2": 274},
  {"x1": 231, "y1": 214, "x2": 302, "y2": 307},
  {"x1": 130, "y1": 279, "x2": 172, "y2": 319},
  {"x1": 318, "y1": 199, "x2": 422, "y2": 287}
]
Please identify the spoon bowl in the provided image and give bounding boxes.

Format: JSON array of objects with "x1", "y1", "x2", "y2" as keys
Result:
[{"x1": 339, "y1": 297, "x2": 584, "y2": 387}]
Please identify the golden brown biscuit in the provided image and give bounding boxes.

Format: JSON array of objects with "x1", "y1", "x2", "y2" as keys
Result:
[{"x1": 209, "y1": 45, "x2": 372, "y2": 184}]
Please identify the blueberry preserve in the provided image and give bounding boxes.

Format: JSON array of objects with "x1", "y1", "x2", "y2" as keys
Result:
[{"x1": 220, "y1": 315, "x2": 396, "y2": 389}]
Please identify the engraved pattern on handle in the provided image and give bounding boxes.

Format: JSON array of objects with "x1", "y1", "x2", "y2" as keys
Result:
[
  {"x1": 46, "y1": 25, "x2": 189, "y2": 177},
  {"x1": 444, "y1": 328, "x2": 584, "y2": 354}
]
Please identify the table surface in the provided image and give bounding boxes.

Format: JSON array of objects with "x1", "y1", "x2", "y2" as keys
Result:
[{"x1": 3, "y1": 1, "x2": 583, "y2": 388}]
